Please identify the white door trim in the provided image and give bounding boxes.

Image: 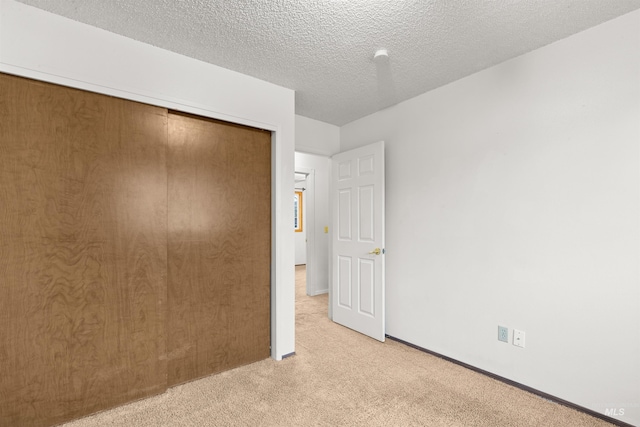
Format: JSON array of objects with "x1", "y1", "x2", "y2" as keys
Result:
[{"x1": 295, "y1": 167, "x2": 317, "y2": 296}]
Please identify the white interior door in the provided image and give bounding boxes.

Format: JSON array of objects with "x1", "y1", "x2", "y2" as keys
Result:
[{"x1": 331, "y1": 141, "x2": 385, "y2": 342}]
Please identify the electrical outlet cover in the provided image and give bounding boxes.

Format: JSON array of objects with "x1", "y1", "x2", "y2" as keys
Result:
[
  {"x1": 513, "y1": 329, "x2": 525, "y2": 348},
  {"x1": 498, "y1": 325, "x2": 508, "y2": 343}
]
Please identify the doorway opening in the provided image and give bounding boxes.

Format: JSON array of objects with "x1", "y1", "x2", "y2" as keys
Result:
[{"x1": 294, "y1": 168, "x2": 316, "y2": 296}]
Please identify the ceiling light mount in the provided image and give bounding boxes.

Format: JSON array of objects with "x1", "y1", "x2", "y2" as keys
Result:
[{"x1": 373, "y1": 49, "x2": 389, "y2": 61}]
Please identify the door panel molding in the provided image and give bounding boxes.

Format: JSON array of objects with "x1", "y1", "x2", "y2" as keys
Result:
[{"x1": 331, "y1": 141, "x2": 385, "y2": 342}]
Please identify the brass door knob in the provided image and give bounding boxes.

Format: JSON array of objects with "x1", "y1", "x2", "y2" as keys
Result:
[{"x1": 368, "y1": 248, "x2": 381, "y2": 255}]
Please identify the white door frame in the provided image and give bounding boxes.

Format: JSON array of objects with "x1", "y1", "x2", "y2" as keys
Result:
[{"x1": 295, "y1": 167, "x2": 318, "y2": 296}]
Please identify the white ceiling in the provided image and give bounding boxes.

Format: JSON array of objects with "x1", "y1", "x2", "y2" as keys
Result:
[{"x1": 15, "y1": 0, "x2": 640, "y2": 126}]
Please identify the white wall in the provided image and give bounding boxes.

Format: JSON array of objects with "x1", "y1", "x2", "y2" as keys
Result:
[
  {"x1": 341, "y1": 10, "x2": 640, "y2": 425},
  {"x1": 294, "y1": 115, "x2": 337, "y2": 296},
  {"x1": 0, "y1": 0, "x2": 296, "y2": 360},
  {"x1": 295, "y1": 115, "x2": 341, "y2": 156}
]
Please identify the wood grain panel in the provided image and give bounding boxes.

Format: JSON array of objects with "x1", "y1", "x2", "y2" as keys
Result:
[
  {"x1": 0, "y1": 73, "x2": 168, "y2": 426},
  {"x1": 167, "y1": 112, "x2": 271, "y2": 386}
]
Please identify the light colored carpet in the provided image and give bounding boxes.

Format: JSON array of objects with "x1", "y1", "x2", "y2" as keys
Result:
[{"x1": 61, "y1": 265, "x2": 613, "y2": 427}]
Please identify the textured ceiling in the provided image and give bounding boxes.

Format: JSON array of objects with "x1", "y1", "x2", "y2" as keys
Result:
[{"x1": 15, "y1": 0, "x2": 640, "y2": 126}]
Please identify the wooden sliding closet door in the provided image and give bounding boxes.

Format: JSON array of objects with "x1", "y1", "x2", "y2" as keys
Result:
[
  {"x1": 0, "y1": 74, "x2": 168, "y2": 427},
  {"x1": 167, "y1": 112, "x2": 271, "y2": 386}
]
